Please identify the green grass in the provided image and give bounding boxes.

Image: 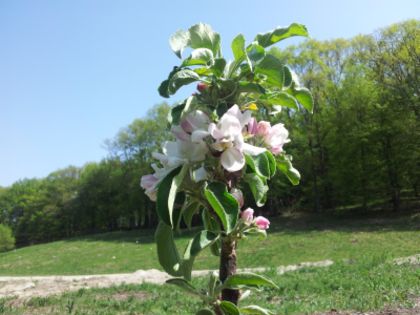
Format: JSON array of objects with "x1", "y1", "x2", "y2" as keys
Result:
[
  {"x1": 1, "y1": 256, "x2": 419, "y2": 314},
  {"x1": 1, "y1": 212, "x2": 419, "y2": 276}
]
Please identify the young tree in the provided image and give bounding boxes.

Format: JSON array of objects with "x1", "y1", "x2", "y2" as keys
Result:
[{"x1": 141, "y1": 23, "x2": 313, "y2": 314}]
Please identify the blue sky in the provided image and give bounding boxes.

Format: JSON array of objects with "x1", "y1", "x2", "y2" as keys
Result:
[{"x1": 0, "y1": 0, "x2": 419, "y2": 186}]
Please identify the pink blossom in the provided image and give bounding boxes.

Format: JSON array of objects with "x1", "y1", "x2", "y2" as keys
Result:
[
  {"x1": 254, "y1": 120, "x2": 290, "y2": 155},
  {"x1": 241, "y1": 208, "x2": 254, "y2": 223},
  {"x1": 264, "y1": 123, "x2": 290, "y2": 155},
  {"x1": 255, "y1": 216, "x2": 270, "y2": 230},
  {"x1": 180, "y1": 110, "x2": 210, "y2": 134},
  {"x1": 209, "y1": 105, "x2": 265, "y2": 172},
  {"x1": 257, "y1": 121, "x2": 271, "y2": 137}
]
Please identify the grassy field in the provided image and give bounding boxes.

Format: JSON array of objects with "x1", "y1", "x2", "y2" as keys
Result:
[
  {"x1": 0, "y1": 211, "x2": 419, "y2": 314},
  {"x1": 0, "y1": 255, "x2": 419, "y2": 314},
  {"x1": 0, "y1": 211, "x2": 419, "y2": 276}
]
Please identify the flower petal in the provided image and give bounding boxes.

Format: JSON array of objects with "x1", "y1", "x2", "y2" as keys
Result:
[
  {"x1": 242, "y1": 143, "x2": 266, "y2": 155},
  {"x1": 220, "y1": 147, "x2": 245, "y2": 172}
]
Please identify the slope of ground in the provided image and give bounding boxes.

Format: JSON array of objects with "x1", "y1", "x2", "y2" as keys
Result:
[{"x1": 1, "y1": 212, "x2": 419, "y2": 276}]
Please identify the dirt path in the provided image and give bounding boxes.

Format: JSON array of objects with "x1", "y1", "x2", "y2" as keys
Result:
[
  {"x1": 0, "y1": 260, "x2": 333, "y2": 299},
  {"x1": 1, "y1": 254, "x2": 418, "y2": 301}
]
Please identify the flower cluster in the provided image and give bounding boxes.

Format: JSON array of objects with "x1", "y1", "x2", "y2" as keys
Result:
[{"x1": 140, "y1": 103, "x2": 290, "y2": 204}]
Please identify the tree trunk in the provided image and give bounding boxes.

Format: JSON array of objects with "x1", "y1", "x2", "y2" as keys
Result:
[{"x1": 219, "y1": 237, "x2": 239, "y2": 304}]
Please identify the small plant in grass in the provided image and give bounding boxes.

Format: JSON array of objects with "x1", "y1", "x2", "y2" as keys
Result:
[{"x1": 141, "y1": 22, "x2": 312, "y2": 314}]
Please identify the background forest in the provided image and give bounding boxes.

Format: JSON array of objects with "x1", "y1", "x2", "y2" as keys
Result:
[{"x1": 0, "y1": 20, "x2": 418, "y2": 248}]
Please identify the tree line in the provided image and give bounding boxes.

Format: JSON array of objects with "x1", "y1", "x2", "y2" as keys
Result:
[{"x1": 0, "y1": 20, "x2": 418, "y2": 247}]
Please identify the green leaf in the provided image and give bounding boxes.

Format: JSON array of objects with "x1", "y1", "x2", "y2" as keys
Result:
[
  {"x1": 166, "y1": 278, "x2": 200, "y2": 296},
  {"x1": 254, "y1": 153, "x2": 271, "y2": 178},
  {"x1": 204, "y1": 182, "x2": 239, "y2": 233},
  {"x1": 155, "y1": 222, "x2": 183, "y2": 277},
  {"x1": 184, "y1": 230, "x2": 218, "y2": 258},
  {"x1": 231, "y1": 34, "x2": 246, "y2": 61},
  {"x1": 255, "y1": 23, "x2": 308, "y2": 48},
  {"x1": 168, "y1": 69, "x2": 200, "y2": 95},
  {"x1": 182, "y1": 48, "x2": 214, "y2": 67},
  {"x1": 262, "y1": 92, "x2": 299, "y2": 110},
  {"x1": 196, "y1": 309, "x2": 215, "y2": 315},
  {"x1": 210, "y1": 239, "x2": 221, "y2": 257},
  {"x1": 181, "y1": 230, "x2": 218, "y2": 281},
  {"x1": 277, "y1": 155, "x2": 301, "y2": 185},
  {"x1": 189, "y1": 23, "x2": 221, "y2": 56},
  {"x1": 158, "y1": 66, "x2": 181, "y2": 98},
  {"x1": 212, "y1": 58, "x2": 227, "y2": 77},
  {"x1": 170, "y1": 29, "x2": 190, "y2": 58},
  {"x1": 168, "y1": 102, "x2": 185, "y2": 125},
  {"x1": 293, "y1": 87, "x2": 314, "y2": 113},
  {"x1": 240, "y1": 305, "x2": 274, "y2": 315},
  {"x1": 208, "y1": 271, "x2": 220, "y2": 298},
  {"x1": 238, "y1": 82, "x2": 266, "y2": 94},
  {"x1": 255, "y1": 54, "x2": 284, "y2": 88},
  {"x1": 223, "y1": 272, "x2": 278, "y2": 290},
  {"x1": 245, "y1": 227, "x2": 267, "y2": 239},
  {"x1": 182, "y1": 200, "x2": 200, "y2": 229},
  {"x1": 168, "y1": 165, "x2": 189, "y2": 226},
  {"x1": 283, "y1": 66, "x2": 293, "y2": 88},
  {"x1": 156, "y1": 167, "x2": 182, "y2": 226},
  {"x1": 265, "y1": 151, "x2": 276, "y2": 177},
  {"x1": 244, "y1": 173, "x2": 268, "y2": 207},
  {"x1": 245, "y1": 153, "x2": 270, "y2": 178},
  {"x1": 220, "y1": 301, "x2": 240, "y2": 315},
  {"x1": 246, "y1": 43, "x2": 266, "y2": 66}
]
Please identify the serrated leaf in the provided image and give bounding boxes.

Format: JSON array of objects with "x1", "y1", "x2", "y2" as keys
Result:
[
  {"x1": 204, "y1": 182, "x2": 239, "y2": 233},
  {"x1": 294, "y1": 87, "x2": 314, "y2": 113},
  {"x1": 189, "y1": 23, "x2": 221, "y2": 56},
  {"x1": 255, "y1": 23, "x2": 308, "y2": 48},
  {"x1": 277, "y1": 155, "x2": 301, "y2": 185},
  {"x1": 244, "y1": 173, "x2": 268, "y2": 207},
  {"x1": 240, "y1": 305, "x2": 274, "y2": 315},
  {"x1": 155, "y1": 222, "x2": 182, "y2": 277},
  {"x1": 220, "y1": 301, "x2": 240, "y2": 315},
  {"x1": 255, "y1": 54, "x2": 284, "y2": 88},
  {"x1": 170, "y1": 29, "x2": 190, "y2": 58},
  {"x1": 182, "y1": 48, "x2": 214, "y2": 67},
  {"x1": 223, "y1": 272, "x2": 278, "y2": 290},
  {"x1": 231, "y1": 34, "x2": 246, "y2": 61},
  {"x1": 168, "y1": 69, "x2": 200, "y2": 95}
]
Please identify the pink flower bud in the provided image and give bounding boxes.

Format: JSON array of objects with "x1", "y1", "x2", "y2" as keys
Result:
[
  {"x1": 241, "y1": 208, "x2": 254, "y2": 223},
  {"x1": 257, "y1": 121, "x2": 271, "y2": 137},
  {"x1": 255, "y1": 216, "x2": 270, "y2": 230},
  {"x1": 247, "y1": 118, "x2": 258, "y2": 135},
  {"x1": 230, "y1": 188, "x2": 244, "y2": 208},
  {"x1": 197, "y1": 82, "x2": 208, "y2": 92}
]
